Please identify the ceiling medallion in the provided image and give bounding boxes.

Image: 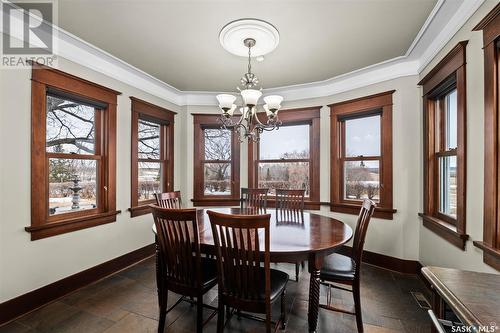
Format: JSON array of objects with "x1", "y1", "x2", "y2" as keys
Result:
[
  {"x1": 217, "y1": 19, "x2": 282, "y2": 142},
  {"x1": 219, "y1": 18, "x2": 280, "y2": 57}
]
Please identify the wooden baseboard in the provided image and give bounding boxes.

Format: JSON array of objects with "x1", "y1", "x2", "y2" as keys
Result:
[
  {"x1": 0, "y1": 243, "x2": 155, "y2": 326},
  {"x1": 338, "y1": 245, "x2": 422, "y2": 275},
  {"x1": 0, "y1": 243, "x2": 423, "y2": 326}
]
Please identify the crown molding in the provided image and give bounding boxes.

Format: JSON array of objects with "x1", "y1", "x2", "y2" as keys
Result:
[
  {"x1": 418, "y1": 0, "x2": 484, "y2": 73},
  {"x1": 54, "y1": 26, "x2": 184, "y2": 105},
  {"x1": 404, "y1": 0, "x2": 446, "y2": 57},
  {"x1": 0, "y1": 0, "x2": 484, "y2": 106}
]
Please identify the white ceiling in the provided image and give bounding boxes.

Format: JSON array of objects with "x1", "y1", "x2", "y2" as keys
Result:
[{"x1": 57, "y1": 0, "x2": 437, "y2": 92}]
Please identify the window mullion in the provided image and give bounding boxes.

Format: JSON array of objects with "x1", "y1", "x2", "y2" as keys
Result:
[
  {"x1": 46, "y1": 153, "x2": 101, "y2": 160},
  {"x1": 138, "y1": 158, "x2": 164, "y2": 162},
  {"x1": 343, "y1": 156, "x2": 380, "y2": 161}
]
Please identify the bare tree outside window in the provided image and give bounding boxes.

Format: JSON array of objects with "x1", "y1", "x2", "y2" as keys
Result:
[
  {"x1": 138, "y1": 120, "x2": 160, "y2": 159},
  {"x1": 46, "y1": 95, "x2": 98, "y2": 215},
  {"x1": 46, "y1": 96, "x2": 95, "y2": 154},
  {"x1": 130, "y1": 98, "x2": 175, "y2": 213},
  {"x1": 258, "y1": 161, "x2": 309, "y2": 194},
  {"x1": 137, "y1": 119, "x2": 162, "y2": 201},
  {"x1": 203, "y1": 129, "x2": 232, "y2": 195}
]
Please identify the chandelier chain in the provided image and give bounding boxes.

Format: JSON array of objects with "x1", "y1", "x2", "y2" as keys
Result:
[{"x1": 247, "y1": 45, "x2": 252, "y2": 75}]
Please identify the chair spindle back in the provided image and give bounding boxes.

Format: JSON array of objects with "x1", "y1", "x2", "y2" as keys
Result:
[
  {"x1": 351, "y1": 199, "x2": 376, "y2": 271},
  {"x1": 240, "y1": 188, "x2": 269, "y2": 210},
  {"x1": 275, "y1": 189, "x2": 305, "y2": 221},
  {"x1": 151, "y1": 206, "x2": 202, "y2": 291},
  {"x1": 155, "y1": 191, "x2": 182, "y2": 209},
  {"x1": 207, "y1": 210, "x2": 271, "y2": 303}
]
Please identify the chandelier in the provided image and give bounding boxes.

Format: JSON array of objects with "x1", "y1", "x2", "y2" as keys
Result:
[{"x1": 216, "y1": 37, "x2": 283, "y2": 142}]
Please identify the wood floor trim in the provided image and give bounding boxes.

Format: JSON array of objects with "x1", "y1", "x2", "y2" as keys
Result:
[
  {"x1": 337, "y1": 245, "x2": 422, "y2": 275},
  {"x1": 0, "y1": 244, "x2": 423, "y2": 327},
  {"x1": 0, "y1": 243, "x2": 155, "y2": 326}
]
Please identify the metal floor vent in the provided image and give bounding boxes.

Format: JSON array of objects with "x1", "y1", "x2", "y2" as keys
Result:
[{"x1": 411, "y1": 291, "x2": 431, "y2": 310}]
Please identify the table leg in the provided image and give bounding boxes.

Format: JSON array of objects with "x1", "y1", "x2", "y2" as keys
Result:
[
  {"x1": 430, "y1": 287, "x2": 444, "y2": 333},
  {"x1": 308, "y1": 254, "x2": 322, "y2": 333}
]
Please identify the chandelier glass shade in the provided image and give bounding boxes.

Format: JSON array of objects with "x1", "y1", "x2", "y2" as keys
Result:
[{"x1": 217, "y1": 37, "x2": 283, "y2": 142}]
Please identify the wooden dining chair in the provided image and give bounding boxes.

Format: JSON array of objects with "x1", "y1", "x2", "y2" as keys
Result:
[
  {"x1": 275, "y1": 189, "x2": 306, "y2": 282},
  {"x1": 275, "y1": 189, "x2": 305, "y2": 214},
  {"x1": 207, "y1": 210, "x2": 288, "y2": 333},
  {"x1": 151, "y1": 205, "x2": 218, "y2": 333},
  {"x1": 319, "y1": 199, "x2": 376, "y2": 333},
  {"x1": 154, "y1": 191, "x2": 182, "y2": 209},
  {"x1": 240, "y1": 188, "x2": 269, "y2": 211}
]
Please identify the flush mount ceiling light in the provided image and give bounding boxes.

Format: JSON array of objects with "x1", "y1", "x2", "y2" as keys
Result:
[{"x1": 217, "y1": 19, "x2": 282, "y2": 142}]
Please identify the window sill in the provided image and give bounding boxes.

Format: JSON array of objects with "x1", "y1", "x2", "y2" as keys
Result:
[
  {"x1": 419, "y1": 213, "x2": 468, "y2": 250},
  {"x1": 192, "y1": 198, "x2": 321, "y2": 210},
  {"x1": 331, "y1": 202, "x2": 396, "y2": 220},
  {"x1": 25, "y1": 210, "x2": 121, "y2": 240},
  {"x1": 266, "y1": 199, "x2": 321, "y2": 210},
  {"x1": 191, "y1": 198, "x2": 240, "y2": 207},
  {"x1": 128, "y1": 205, "x2": 153, "y2": 217},
  {"x1": 473, "y1": 241, "x2": 500, "y2": 271}
]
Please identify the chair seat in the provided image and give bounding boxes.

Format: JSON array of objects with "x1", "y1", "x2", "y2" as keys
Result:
[
  {"x1": 257, "y1": 269, "x2": 289, "y2": 301},
  {"x1": 320, "y1": 253, "x2": 356, "y2": 281},
  {"x1": 201, "y1": 257, "x2": 218, "y2": 288}
]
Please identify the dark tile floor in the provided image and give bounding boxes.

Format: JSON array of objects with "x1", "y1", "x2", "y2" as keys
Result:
[{"x1": 0, "y1": 257, "x2": 432, "y2": 333}]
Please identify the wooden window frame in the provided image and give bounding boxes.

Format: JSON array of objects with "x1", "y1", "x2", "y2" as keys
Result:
[
  {"x1": 129, "y1": 97, "x2": 176, "y2": 217},
  {"x1": 330, "y1": 91, "x2": 395, "y2": 220},
  {"x1": 418, "y1": 41, "x2": 469, "y2": 249},
  {"x1": 434, "y1": 88, "x2": 459, "y2": 225},
  {"x1": 26, "y1": 63, "x2": 121, "y2": 240},
  {"x1": 247, "y1": 107, "x2": 321, "y2": 210},
  {"x1": 192, "y1": 114, "x2": 240, "y2": 206},
  {"x1": 472, "y1": 4, "x2": 500, "y2": 269}
]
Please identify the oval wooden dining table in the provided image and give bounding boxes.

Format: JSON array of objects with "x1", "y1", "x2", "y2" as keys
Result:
[{"x1": 152, "y1": 207, "x2": 353, "y2": 333}]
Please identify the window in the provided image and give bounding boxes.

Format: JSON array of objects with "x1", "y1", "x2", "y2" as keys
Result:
[
  {"x1": 27, "y1": 64, "x2": 120, "y2": 240},
  {"x1": 342, "y1": 115, "x2": 381, "y2": 202},
  {"x1": 473, "y1": 4, "x2": 500, "y2": 270},
  {"x1": 330, "y1": 91, "x2": 395, "y2": 219},
  {"x1": 248, "y1": 107, "x2": 321, "y2": 209},
  {"x1": 203, "y1": 128, "x2": 232, "y2": 196},
  {"x1": 437, "y1": 89, "x2": 458, "y2": 220},
  {"x1": 259, "y1": 125, "x2": 310, "y2": 194},
  {"x1": 193, "y1": 114, "x2": 240, "y2": 206},
  {"x1": 418, "y1": 41, "x2": 468, "y2": 249},
  {"x1": 130, "y1": 97, "x2": 175, "y2": 217},
  {"x1": 46, "y1": 94, "x2": 99, "y2": 216}
]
